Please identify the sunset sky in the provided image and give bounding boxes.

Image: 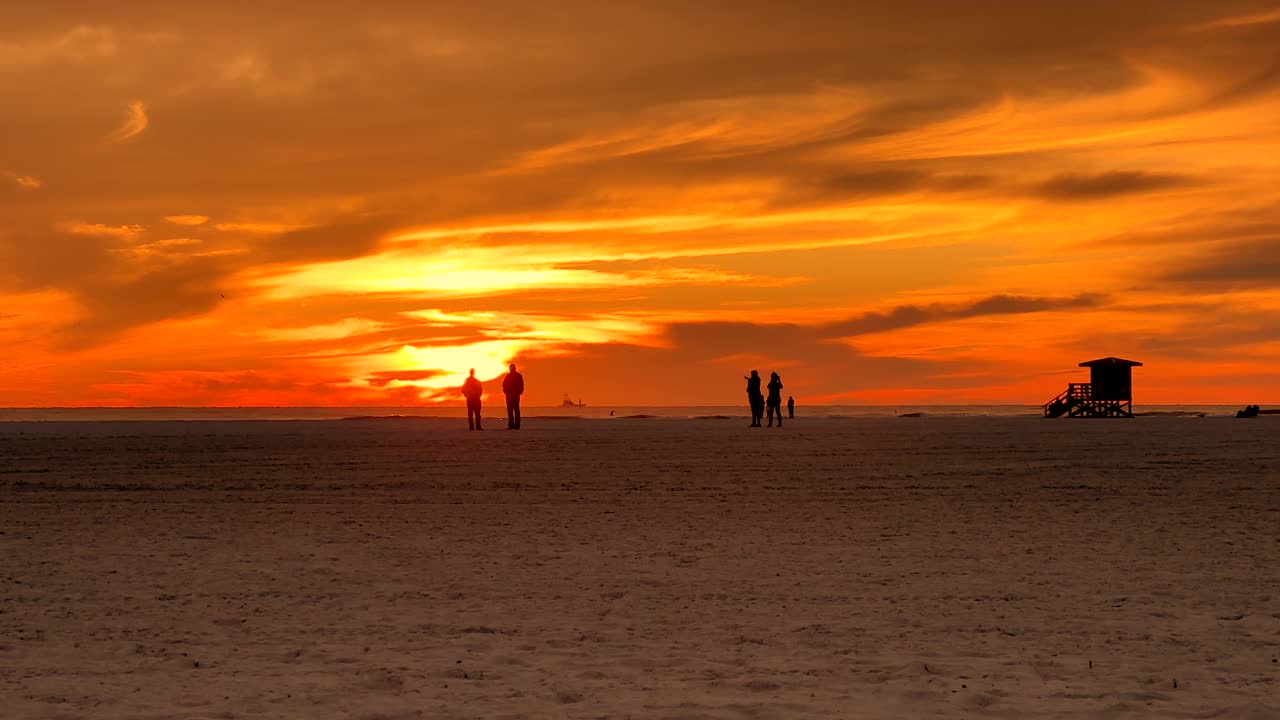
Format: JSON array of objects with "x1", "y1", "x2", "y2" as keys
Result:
[{"x1": 3, "y1": 2, "x2": 1280, "y2": 407}]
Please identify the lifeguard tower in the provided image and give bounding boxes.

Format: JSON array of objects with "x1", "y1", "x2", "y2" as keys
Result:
[{"x1": 1043, "y1": 357, "x2": 1142, "y2": 418}]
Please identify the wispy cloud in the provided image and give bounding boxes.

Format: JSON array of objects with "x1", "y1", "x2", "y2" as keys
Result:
[
  {"x1": 1199, "y1": 8, "x2": 1280, "y2": 29},
  {"x1": 259, "y1": 318, "x2": 391, "y2": 343},
  {"x1": 0, "y1": 25, "x2": 117, "y2": 70},
  {"x1": 60, "y1": 222, "x2": 144, "y2": 237},
  {"x1": 4, "y1": 172, "x2": 42, "y2": 189},
  {"x1": 111, "y1": 238, "x2": 203, "y2": 257},
  {"x1": 1036, "y1": 171, "x2": 1195, "y2": 201},
  {"x1": 214, "y1": 221, "x2": 304, "y2": 233},
  {"x1": 3, "y1": 170, "x2": 42, "y2": 189},
  {"x1": 165, "y1": 215, "x2": 209, "y2": 226},
  {"x1": 105, "y1": 101, "x2": 148, "y2": 143}
]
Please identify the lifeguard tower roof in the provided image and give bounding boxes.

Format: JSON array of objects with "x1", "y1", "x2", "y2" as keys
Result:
[{"x1": 1079, "y1": 357, "x2": 1143, "y2": 367}]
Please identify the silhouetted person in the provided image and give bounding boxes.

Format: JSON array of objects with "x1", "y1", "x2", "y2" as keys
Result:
[
  {"x1": 787, "y1": 395, "x2": 795, "y2": 419},
  {"x1": 745, "y1": 370, "x2": 764, "y2": 427},
  {"x1": 461, "y1": 368, "x2": 483, "y2": 430},
  {"x1": 766, "y1": 372, "x2": 784, "y2": 427},
  {"x1": 502, "y1": 363, "x2": 524, "y2": 429}
]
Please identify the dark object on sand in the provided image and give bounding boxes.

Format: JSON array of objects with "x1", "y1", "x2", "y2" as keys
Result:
[
  {"x1": 745, "y1": 371, "x2": 764, "y2": 427},
  {"x1": 766, "y1": 372, "x2": 784, "y2": 427},
  {"x1": 1236, "y1": 404, "x2": 1260, "y2": 418},
  {"x1": 462, "y1": 369, "x2": 483, "y2": 430},
  {"x1": 1043, "y1": 357, "x2": 1142, "y2": 418},
  {"x1": 502, "y1": 363, "x2": 524, "y2": 429}
]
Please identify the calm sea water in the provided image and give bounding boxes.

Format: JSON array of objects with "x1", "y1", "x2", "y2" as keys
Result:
[{"x1": 0, "y1": 405, "x2": 1245, "y2": 421}]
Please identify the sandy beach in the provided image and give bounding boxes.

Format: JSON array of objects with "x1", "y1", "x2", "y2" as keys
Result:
[{"x1": 2, "y1": 415, "x2": 1278, "y2": 718}]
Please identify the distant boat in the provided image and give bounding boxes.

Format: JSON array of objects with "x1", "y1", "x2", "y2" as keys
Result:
[{"x1": 561, "y1": 393, "x2": 587, "y2": 408}]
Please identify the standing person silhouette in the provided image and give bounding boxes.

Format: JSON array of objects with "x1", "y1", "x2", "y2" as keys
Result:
[
  {"x1": 787, "y1": 395, "x2": 795, "y2": 420},
  {"x1": 502, "y1": 363, "x2": 524, "y2": 430},
  {"x1": 745, "y1": 370, "x2": 764, "y2": 427},
  {"x1": 766, "y1": 372, "x2": 784, "y2": 427},
  {"x1": 461, "y1": 369, "x2": 483, "y2": 431}
]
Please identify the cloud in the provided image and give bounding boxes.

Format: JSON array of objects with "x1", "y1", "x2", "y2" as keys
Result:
[
  {"x1": 825, "y1": 293, "x2": 1108, "y2": 337},
  {"x1": 255, "y1": 216, "x2": 400, "y2": 265},
  {"x1": 1081, "y1": 202, "x2": 1280, "y2": 248},
  {"x1": 4, "y1": 172, "x2": 42, "y2": 189},
  {"x1": 0, "y1": 223, "x2": 238, "y2": 348},
  {"x1": 657, "y1": 294, "x2": 1107, "y2": 355},
  {"x1": 772, "y1": 169, "x2": 993, "y2": 208},
  {"x1": 0, "y1": 25, "x2": 117, "y2": 70},
  {"x1": 61, "y1": 222, "x2": 144, "y2": 237},
  {"x1": 1035, "y1": 171, "x2": 1194, "y2": 200},
  {"x1": 1162, "y1": 238, "x2": 1280, "y2": 287},
  {"x1": 87, "y1": 369, "x2": 387, "y2": 407},
  {"x1": 365, "y1": 369, "x2": 445, "y2": 387},
  {"x1": 112, "y1": 238, "x2": 203, "y2": 257},
  {"x1": 105, "y1": 101, "x2": 148, "y2": 143},
  {"x1": 3, "y1": 171, "x2": 41, "y2": 189},
  {"x1": 1199, "y1": 7, "x2": 1280, "y2": 29},
  {"x1": 260, "y1": 318, "x2": 391, "y2": 343},
  {"x1": 404, "y1": 309, "x2": 662, "y2": 346},
  {"x1": 214, "y1": 222, "x2": 306, "y2": 234},
  {"x1": 258, "y1": 255, "x2": 772, "y2": 301},
  {"x1": 165, "y1": 215, "x2": 209, "y2": 226},
  {"x1": 59, "y1": 259, "x2": 234, "y2": 344}
]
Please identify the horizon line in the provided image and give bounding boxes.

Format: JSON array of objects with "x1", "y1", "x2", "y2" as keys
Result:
[{"x1": 0, "y1": 403, "x2": 1259, "y2": 410}]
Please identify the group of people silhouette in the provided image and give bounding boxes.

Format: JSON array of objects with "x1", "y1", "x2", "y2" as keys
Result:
[
  {"x1": 461, "y1": 364, "x2": 796, "y2": 430},
  {"x1": 744, "y1": 370, "x2": 794, "y2": 427},
  {"x1": 460, "y1": 363, "x2": 524, "y2": 430}
]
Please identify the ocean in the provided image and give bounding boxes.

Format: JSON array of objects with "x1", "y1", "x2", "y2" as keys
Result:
[{"x1": 0, "y1": 404, "x2": 1244, "y2": 422}]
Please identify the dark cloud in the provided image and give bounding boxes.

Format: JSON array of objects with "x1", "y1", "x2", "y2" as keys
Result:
[
  {"x1": 1162, "y1": 237, "x2": 1280, "y2": 287},
  {"x1": 60, "y1": 257, "x2": 236, "y2": 346},
  {"x1": 365, "y1": 370, "x2": 446, "y2": 387},
  {"x1": 771, "y1": 169, "x2": 993, "y2": 209},
  {"x1": 1083, "y1": 215, "x2": 1280, "y2": 248},
  {"x1": 256, "y1": 216, "x2": 401, "y2": 265},
  {"x1": 519, "y1": 292, "x2": 1107, "y2": 402},
  {"x1": 1036, "y1": 171, "x2": 1195, "y2": 200},
  {"x1": 653, "y1": 293, "x2": 1105, "y2": 369},
  {"x1": 86, "y1": 368, "x2": 412, "y2": 405},
  {"x1": 825, "y1": 293, "x2": 1107, "y2": 337},
  {"x1": 0, "y1": 214, "x2": 404, "y2": 347}
]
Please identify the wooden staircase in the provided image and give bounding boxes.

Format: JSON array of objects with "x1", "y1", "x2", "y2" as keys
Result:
[{"x1": 1043, "y1": 383, "x2": 1133, "y2": 418}]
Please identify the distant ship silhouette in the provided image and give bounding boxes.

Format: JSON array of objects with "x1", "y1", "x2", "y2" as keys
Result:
[{"x1": 561, "y1": 393, "x2": 587, "y2": 408}]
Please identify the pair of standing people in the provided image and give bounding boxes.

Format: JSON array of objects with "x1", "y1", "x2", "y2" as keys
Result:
[
  {"x1": 744, "y1": 370, "x2": 786, "y2": 427},
  {"x1": 460, "y1": 363, "x2": 524, "y2": 430}
]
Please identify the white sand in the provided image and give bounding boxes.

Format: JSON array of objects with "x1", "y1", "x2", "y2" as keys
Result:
[{"x1": 1, "y1": 416, "x2": 1278, "y2": 718}]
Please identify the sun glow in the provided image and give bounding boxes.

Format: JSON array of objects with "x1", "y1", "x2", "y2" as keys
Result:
[{"x1": 372, "y1": 341, "x2": 534, "y2": 399}]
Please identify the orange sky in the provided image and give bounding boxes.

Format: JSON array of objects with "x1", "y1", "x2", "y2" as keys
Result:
[{"x1": 3, "y1": 2, "x2": 1280, "y2": 407}]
